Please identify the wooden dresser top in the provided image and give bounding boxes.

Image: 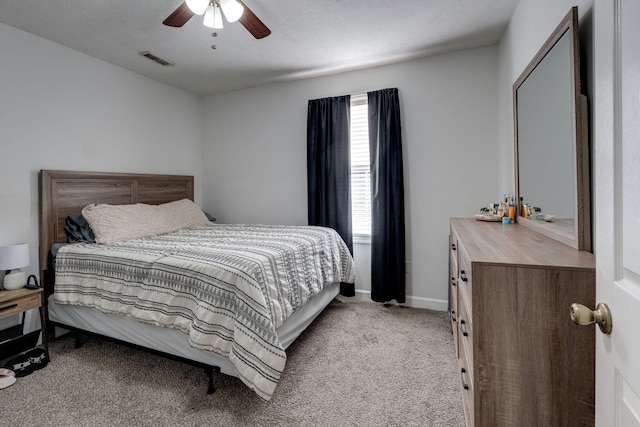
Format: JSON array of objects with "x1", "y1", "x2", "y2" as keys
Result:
[{"x1": 451, "y1": 218, "x2": 595, "y2": 270}]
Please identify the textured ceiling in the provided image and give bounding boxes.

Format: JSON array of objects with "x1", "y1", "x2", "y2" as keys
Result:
[{"x1": 0, "y1": 0, "x2": 519, "y2": 96}]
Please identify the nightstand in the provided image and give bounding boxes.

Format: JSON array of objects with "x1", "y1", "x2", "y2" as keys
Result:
[{"x1": 0, "y1": 288, "x2": 49, "y2": 361}]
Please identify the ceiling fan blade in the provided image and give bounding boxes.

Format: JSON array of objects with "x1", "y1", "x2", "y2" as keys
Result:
[
  {"x1": 163, "y1": 2, "x2": 195, "y2": 27},
  {"x1": 238, "y1": 1, "x2": 271, "y2": 39}
]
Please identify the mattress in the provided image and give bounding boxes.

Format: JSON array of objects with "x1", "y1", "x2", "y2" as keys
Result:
[
  {"x1": 52, "y1": 224, "x2": 354, "y2": 400},
  {"x1": 48, "y1": 281, "x2": 340, "y2": 377}
]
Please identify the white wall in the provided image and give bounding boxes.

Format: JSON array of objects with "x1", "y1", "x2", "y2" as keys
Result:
[
  {"x1": 4, "y1": 0, "x2": 595, "y2": 312},
  {"x1": 0, "y1": 0, "x2": 600, "y2": 316},
  {"x1": 203, "y1": 46, "x2": 500, "y2": 309},
  {"x1": 0, "y1": 23, "x2": 204, "y2": 290},
  {"x1": 496, "y1": 0, "x2": 594, "y2": 196}
]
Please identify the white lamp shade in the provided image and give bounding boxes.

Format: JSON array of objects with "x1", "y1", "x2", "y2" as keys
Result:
[
  {"x1": 0, "y1": 243, "x2": 29, "y2": 270},
  {"x1": 186, "y1": 0, "x2": 210, "y2": 15},
  {"x1": 203, "y1": 4, "x2": 214, "y2": 27},
  {"x1": 213, "y1": 4, "x2": 224, "y2": 29},
  {"x1": 204, "y1": 4, "x2": 223, "y2": 29},
  {"x1": 219, "y1": 0, "x2": 244, "y2": 23}
]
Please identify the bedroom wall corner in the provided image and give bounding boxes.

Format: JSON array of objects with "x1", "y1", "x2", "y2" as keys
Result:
[{"x1": 0, "y1": 23, "x2": 205, "y2": 310}]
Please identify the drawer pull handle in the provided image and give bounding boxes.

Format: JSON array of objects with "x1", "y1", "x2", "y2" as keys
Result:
[
  {"x1": 461, "y1": 368, "x2": 470, "y2": 390},
  {"x1": 451, "y1": 243, "x2": 457, "y2": 251},
  {"x1": 451, "y1": 277, "x2": 456, "y2": 286},
  {"x1": 460, "y1": 320, "x2": 468, "y2": 337},
  {"x1": 0, "y1": 303, "x2": 18, "y2": 312},
  {"x1": 460, "y1": 271, "x2": 468, "y2": 282},
  {"x1": 451, "y1": 310, "x2": 457, "y2": 322}
]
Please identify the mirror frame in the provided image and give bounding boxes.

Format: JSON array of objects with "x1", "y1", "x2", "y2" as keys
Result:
[{"x1": 513, "y1": 6, "x2": 591, "y2": 251}]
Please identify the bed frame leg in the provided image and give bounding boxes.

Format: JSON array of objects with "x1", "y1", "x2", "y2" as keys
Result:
[
  {"x1": 74, "y1": 331, "x2": 86, "y2": 349},
  {"x1": 204, "y1": 366, "x2": 221, "y2": 394}
]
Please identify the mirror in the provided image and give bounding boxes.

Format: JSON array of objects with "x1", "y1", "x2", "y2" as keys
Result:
[{"x1": 513, "y1": 6, "x2": 591, "y2": 251}]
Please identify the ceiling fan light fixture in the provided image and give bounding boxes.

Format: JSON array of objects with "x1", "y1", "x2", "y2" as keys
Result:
[
  {"x1": 186, "y1": 0, "x2": 209, "y2": 15},
  {"x1": 219, "y1": 0, "x2": 244, "y2": 23},
  {"x1": 203, "y1": 4, "x2": 223, "y2": 28},
  {"x1": 213, "y1": 4, "x2": 224, "y2": 29}
]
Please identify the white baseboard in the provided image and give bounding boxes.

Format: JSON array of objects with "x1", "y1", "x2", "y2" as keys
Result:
[{"x1": 350, "y1": 289, "x2": 448, "y2": 312}]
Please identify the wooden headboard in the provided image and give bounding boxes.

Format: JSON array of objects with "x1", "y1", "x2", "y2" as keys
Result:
[{"x1": 39, "y1": 170, "x2": 194, "y2": 297}]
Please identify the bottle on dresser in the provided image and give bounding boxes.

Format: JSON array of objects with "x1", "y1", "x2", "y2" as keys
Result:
[{"x1": 508, "y1": 195, "x2": 516, "y2": 222}]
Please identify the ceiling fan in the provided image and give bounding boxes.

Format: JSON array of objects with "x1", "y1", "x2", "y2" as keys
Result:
[{"x1": 163, "y1": 0, "x2": 271, "y2": 39}]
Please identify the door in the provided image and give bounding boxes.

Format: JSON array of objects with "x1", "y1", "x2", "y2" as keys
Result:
[{"x1": 594, "y1": 0, "x2": 640, "y2": 424}]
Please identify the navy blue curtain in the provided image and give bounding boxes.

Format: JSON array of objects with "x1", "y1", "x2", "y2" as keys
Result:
[
  {"x1": 368, "y1": 88, "x2": 405, "y2": 303},
  {"x1": 306, "y1": 95, "x2": 353, "y2": 255}
]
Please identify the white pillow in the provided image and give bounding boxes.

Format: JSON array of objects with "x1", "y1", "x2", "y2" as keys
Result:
[{"x1": 82, "y1": 199, "x2": 210, "y2": 244}]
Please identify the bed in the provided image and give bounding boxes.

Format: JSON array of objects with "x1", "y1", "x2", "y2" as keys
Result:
[{"x1": 39, "y1": 170, "x2": 354, "y2": 401}]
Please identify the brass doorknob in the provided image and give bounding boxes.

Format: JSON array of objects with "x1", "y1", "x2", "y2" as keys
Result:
[{"x1": 570, "y1": 302, "x2": 612, "y2": 335}]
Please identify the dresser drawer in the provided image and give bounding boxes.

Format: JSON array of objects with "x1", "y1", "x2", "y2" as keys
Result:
[
  {"x1": 449, "y1": 265, "x2": 458, "y2": 320},
  {"x1": 458, "y1": 292, "x2": 475, "y2": 426},
  {"x1": 459, "y1": 336, "x2": 474, "y2": 426},
  {"x1": 450, "y1": 233, "x2": 459, "y2": 272},
  {"x1": 450, "y1": 252, "x2": 459, "y2": 357},
  {"x1": 458, "y1": 294, "x2": 474, "y2": 379},
  {"x1": 458, "y1": 244, "x2": 473, "y2": 323},
  {"x1": 449, "y1": 232, "x2": 460, "y2": 357}
]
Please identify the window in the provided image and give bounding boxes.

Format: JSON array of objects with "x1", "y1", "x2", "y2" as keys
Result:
[{"x1": 350, "y1": 93, "x2": 371, "y2": 237}]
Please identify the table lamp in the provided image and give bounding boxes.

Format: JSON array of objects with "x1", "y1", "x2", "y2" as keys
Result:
[{"x1": 0, "y1": 243, "x2": 30, "y2": 290}]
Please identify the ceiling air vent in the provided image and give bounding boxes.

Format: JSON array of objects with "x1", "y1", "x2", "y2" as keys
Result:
[{"x1": 138, "y1": 51, "x2": 175, "y2": 66}]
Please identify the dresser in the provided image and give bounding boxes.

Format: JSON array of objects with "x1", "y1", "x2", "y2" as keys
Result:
[{"x1": 449, "y1": 218, "x2": 595, "y2": 426}]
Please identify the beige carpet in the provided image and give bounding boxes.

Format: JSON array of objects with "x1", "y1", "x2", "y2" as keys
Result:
[{"x1": 1, "y1": 297, "x2": 464, "y2": 427}]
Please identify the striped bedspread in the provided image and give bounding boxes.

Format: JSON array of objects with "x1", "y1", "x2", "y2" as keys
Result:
[{"x1": 53, "y1": 224, "x2": 355, "y2": 400}]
